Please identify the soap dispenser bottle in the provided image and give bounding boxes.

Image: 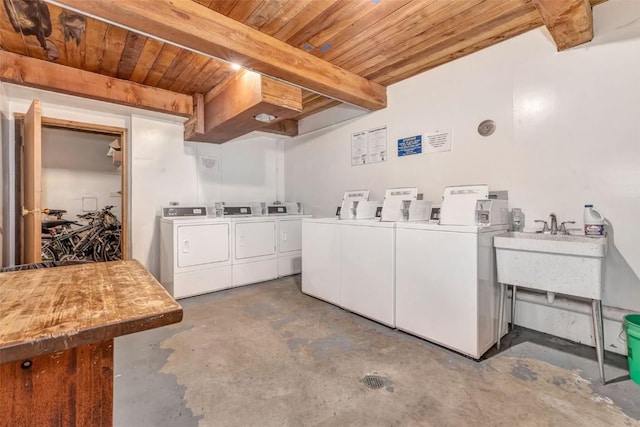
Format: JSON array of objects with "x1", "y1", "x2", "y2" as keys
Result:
[{"x1": 511, "y1": 208, "x2": 525, "y2": 232}]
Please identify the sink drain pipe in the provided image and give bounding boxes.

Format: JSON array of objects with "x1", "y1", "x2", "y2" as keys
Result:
[{"x1": 510, "y1": 288, "x2": 633, "y2": 322}]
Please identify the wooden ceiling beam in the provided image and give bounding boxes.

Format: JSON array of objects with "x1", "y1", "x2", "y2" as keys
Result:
[
  {"x1": 48, "y1": 0, "x2": 387, "y2": 111},
  {"x1": 0, "y1": 51, "x2": 193, "y2": 117},
  {"x1": 186, "y1": 70, "x2": 302, "y2": 144},
  {"x1": 532, "y1": 0, "x2": 593, "y2": 51}
]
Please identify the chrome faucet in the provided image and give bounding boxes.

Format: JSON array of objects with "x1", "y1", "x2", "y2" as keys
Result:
[
  {"x1": 550, "y1": 213, "x2": 558, "y2": 235},
  {"x1": 535, "y1": 213, "x2": 575, "y2": 235}
]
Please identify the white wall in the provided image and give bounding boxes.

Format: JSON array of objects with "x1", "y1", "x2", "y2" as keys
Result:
[
  {"x1": 130, "y1": 115, "x2": 198, "y2": 276},
  {"x1": 42, "y1": 128, "x2": 122, "y2": 221},
  {"x1": 196, "y1": 135, "x2": 285, "y2": 205},
  {"x1": 285, "y1": 0, "x2": 640, "y2": 353}
]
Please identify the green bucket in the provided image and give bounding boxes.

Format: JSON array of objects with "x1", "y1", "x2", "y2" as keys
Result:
[{"x1": 624, "y1": 314, "x2": 640, "y2": 385}]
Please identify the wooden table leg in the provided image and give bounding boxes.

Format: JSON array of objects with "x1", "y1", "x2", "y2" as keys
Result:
[{"x1": 0, "y1": 339, "x2": 114, "y2": 426}]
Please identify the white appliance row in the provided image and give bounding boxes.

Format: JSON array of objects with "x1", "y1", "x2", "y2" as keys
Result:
[
  {"x1": 161, "y1": 214, "x2": 310, "y2": 299},
  {"x1": 302, "y1": 218, "x2": 396, "y2": 326},
  {"x1": 301, "y1": 218, "x2": 508, "y2": 359}
]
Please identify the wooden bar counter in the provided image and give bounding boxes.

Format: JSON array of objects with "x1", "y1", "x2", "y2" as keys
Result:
[{"x1": 0, "y1": 260, "x2": 183, "y2": 426}]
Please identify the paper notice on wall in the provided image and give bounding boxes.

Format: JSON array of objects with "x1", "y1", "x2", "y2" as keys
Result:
[
  {"x1": 424, "y1": 129, "x2": 451, "y2": 153},
  {"x1": 351, "y1": 126, "x2": 387, "y2": 166}
]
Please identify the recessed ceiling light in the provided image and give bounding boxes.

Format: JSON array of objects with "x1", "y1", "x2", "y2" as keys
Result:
[
  {"x1": 253, "y1": 113, "x2": 277, "y2": 123},
  {"x1": 231, "y1": 63, "x2": 241, "y2": 70}
]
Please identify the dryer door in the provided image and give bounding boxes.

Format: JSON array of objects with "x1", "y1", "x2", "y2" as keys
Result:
[
  {"x1": 177, "y1": 223, "x2": 230, "y2": 268},
  {"x1": 235, "y1": 221, "x2": 276, "y2": 260},
  {"x1": 278, "y1": 219, "x2": 302, "y2": 253}
]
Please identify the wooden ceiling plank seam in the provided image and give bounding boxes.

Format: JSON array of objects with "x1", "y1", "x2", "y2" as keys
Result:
[
  {"x1": 379, "y1": 17, "x2": 543, "y2": 87},
  {"x1": 320, "y1": 0, "x2": 452, "y2": 69},
  {"x1": 338, "y1": 0, "x2": 487, "y2": 74},
  {"x1": 379, "y1": 17, "x2": 544, "y2": 87},
  {"x1": 226, "y1": 0, "x2": 262, "y2": 23},
  {"x1": 305, "y1": 0, "x2": 377, "y2": 51},
  {"x1": 82, "y1": 15, "x2": 109, "y2": 73},
  {"x1": 375, "y1": 7, "x2": 542, "y2": 85},
  {"x1": 168, "y1": 54, "x2": 213, "y2": 93},
  {"x1": 319, "y1": 0, "x2": 442, "y2": 63},
  {"x1": 258, "y1": 0, "x2": 314, "y2": 36},
  {"x1": 364, "y1": 1, "x2": 538, "y2": 81},
  {"x1": 271, "y1": 0, "x2": 339, "y2": 41},
  {"x1": 532, "y1": 0, "x2": 593, "y2": 51},
  {"x1": 312, "y1": 0, "x2": 413, "y2": 61},
  {"x1": 286, "y1": 0, "x2": 365, "y2": 48},
  {"x1": 51, "y1": 0, "x2": 387, "y2": 111},
  {"x1": 98, "y1": 24, "x2": 129, "y2": 77},
  {"x1": 185, "y1": 59, "x2": 227, "y2": 94},
  {"x1": 208, "y1": 0, "x2": 240, "y2": 16},
  {"x1": 244, "y1": 0, "x2": 290, "y2": 30},
  {"x1": 0, "y1": 50, "x2": 193, "y2": 117},
  {"x1": 155, "y1": 50, "x2": 200, "y2": 90},
  {"x1": 128, "y1": 38, "x2": 165, "y2": 83},
  {"x1": 142, "y1": 43, "x2": 181, "y2": 87},
  {"x1": 116, "y1": 31, "x2": 148, "y2": 80},
  {"x1": 345, "y1": 0, "x2": 520, "y2": 76}
]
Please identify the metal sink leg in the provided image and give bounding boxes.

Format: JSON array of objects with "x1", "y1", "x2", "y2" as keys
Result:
[
  {"x1": 511, "y1": 285, "x2": 517, "y2": 330},
  {"x1": 497, "y1": 283, "x2": 506, "y2": 351},
  {"x1": 591, "y1": 299, "x2": 605, "y2": 384}
]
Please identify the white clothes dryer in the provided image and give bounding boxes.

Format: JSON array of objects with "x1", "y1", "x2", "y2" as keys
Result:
[{"x1": 160, "y1": 207, "x2": 232, "y2": 299}]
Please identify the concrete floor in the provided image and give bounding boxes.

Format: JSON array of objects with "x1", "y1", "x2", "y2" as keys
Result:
[{"x1": 114, "y1": 276, "x2": 640, "y2": 426}]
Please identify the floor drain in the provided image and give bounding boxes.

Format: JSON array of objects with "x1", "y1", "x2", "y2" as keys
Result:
[{"x1": 363, "y1": 374, "x2": 386, "y2": 390}]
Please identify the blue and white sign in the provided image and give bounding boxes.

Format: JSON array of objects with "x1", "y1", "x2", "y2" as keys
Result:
[{"x1": 397, "y1": 135, "x2": 422, "y2": 157}]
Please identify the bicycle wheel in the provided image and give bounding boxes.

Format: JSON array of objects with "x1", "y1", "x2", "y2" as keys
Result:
[
  {"x1": 101, "y1": 237, "x2": 122, "y2": 261},
  {"x1": 41, "y1": 245, "x2": 58, "y2": 262}
]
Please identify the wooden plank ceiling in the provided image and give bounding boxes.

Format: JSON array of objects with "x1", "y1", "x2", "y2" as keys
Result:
[{"x1": 0, "y1": 0, "x2": 604, "y2": 141}]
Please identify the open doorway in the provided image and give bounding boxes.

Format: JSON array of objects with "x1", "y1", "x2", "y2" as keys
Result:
[
  {"x1": 39, "y1": 127, "x2": 123, "y2": 262},
  {"x1": 15, "y1": 103, "x2": 128, "y2": 264}
]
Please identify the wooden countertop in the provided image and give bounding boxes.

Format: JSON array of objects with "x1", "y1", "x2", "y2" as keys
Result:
[{"x1": 0, "y1": 260, "x2": 182, "y2": 364}]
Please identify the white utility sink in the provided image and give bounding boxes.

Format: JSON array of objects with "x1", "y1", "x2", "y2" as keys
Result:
[
  {"x1": 494, "y1": 231, "x2": 609, "y2": 383},
  {"x1": 494, "y1": 232, "x2": 608, "y2": 299}
]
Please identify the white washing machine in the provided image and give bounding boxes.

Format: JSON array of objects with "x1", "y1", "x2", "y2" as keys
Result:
[
  {"x1": 338, "y1": 219, "x2": 395, "y2": 326},
  {"x1": 395, "y1": 222, "x2": 508, "y2": 358},
  {"x1": 301, "y1": 217, "x2": 395, "y2": 327},
  {"x1": 302, "y1": 218, "x2": 341, "y2": 305},
  {"x1": 276, "y1": 214, "x2": 312, "y2": 277},
  {"x1": 231, "y1": 216, "x2": 278, "y2": 286},
  {"x1": 160, "y1": 206, "x2": 232, "y2": 299}
]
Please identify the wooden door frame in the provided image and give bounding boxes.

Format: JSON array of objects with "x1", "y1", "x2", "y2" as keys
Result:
[{"x1": 15, "y1": 114, "x2": 129, "y2": 261}]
